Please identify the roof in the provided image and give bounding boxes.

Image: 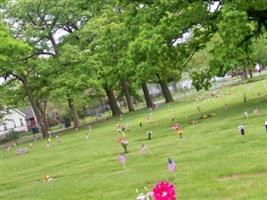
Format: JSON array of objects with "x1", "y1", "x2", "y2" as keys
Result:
[
  {"x1": 21, "y1": 107, "x2": 35, "y2": 120},
  {"x1": 13, "y1": 108, "x2": 26, "y2": 117},
  {"x1": 1, "y1": 107, "x2": 26, "y2": 118}
]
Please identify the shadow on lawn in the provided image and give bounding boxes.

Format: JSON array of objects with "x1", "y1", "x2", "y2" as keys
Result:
[{"x1": 173, "y1": 95, "x2": 267, "y2": 130}]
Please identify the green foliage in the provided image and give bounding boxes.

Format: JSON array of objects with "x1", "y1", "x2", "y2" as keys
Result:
[
  {"x1": 0, "y1": 24, "x2": 31, "y2": 67},
  {"x1": 80, "y1": 7, "x2": 132, "y2": 91},
  {"x1": 1, "y1": 0, "x2": 101, "y2": 115},
  {"x1": 191, "y1": 70, "x2": 212, "y2": 91},
  {"x1": 252, "y1": 33, "x2": 267, "y2": 66},
  {"x1": 127, "y1": 0, "x2": 210, "y2": 84},
  {"x1": 0, "y1": 22, "x2": 32, "y2": 108},
  {"x1": 187, "y1": 1, "x2": 267, "y2": 90},
  {"x1": 1, "y1": 0, "x2": 267, "y2": 109},
  {"x1": 209, "y1": 6, "x2": 254, "y2": 76},
  {"x1": 0, "y1": 15, "x2": 29, "y2": 109},
  {"x1": 218, "y1": 8, "x2": 251, "y2": 46},
  {"x1": 50, "y1": 44, "x2": 101, "y2": 106}
]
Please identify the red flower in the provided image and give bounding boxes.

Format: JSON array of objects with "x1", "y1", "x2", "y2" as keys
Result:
[{"x1": 153, "y1": 181, "x2": 176, "y2": 200}]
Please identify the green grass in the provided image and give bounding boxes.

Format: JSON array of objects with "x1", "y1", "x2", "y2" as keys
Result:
[{"x1": 1, "y1": 78, "x2": 267, "y2": 200}]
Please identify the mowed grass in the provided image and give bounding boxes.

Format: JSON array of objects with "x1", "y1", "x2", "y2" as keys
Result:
[{"x1": 1, "y1": 79, "x2": 267, "y2": 200}]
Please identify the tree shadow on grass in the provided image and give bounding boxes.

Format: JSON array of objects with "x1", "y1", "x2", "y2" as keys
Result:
[{"x1": 176, "y1": 95, "x2": 267, "y2": 130}]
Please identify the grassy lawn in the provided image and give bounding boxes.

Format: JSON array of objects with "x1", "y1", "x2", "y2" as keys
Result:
[{"x1": 1, "y1": 78, "x2": 267, "y2": 200}]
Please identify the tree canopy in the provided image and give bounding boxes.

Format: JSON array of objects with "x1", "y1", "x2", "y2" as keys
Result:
[{"x1": 1, "y1": 0, "x2": 267, "y2": 135}]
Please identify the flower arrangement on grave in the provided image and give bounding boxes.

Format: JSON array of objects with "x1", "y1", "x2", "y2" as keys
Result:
[
  {"x1": 16, "y1": 147, "x2": 28, "y2": 155},
  {"x1": 117, "y1": 136, "x2": 129, "y2": 153},
  {"x1": 153, "y1": 181, "x2": 176, "y2": 200},
  {"x1": 42, "y1": 175, "x2": 53, "y2": 182},
  {"x1": 202, "y1": 115, "x2": 208, "y2": 119},
  {"x1": 136, "y1": 181, "x2": 176, "y2": 200},
  {"x1": 171, "y1": 123, "x2": 183, "y2": 137},
  {"x1": 200, "y1": 113, "x2": 216, "y2": 119},
  {"x1": 188, "y1": 120, "x2": 200, "y2": 125}
]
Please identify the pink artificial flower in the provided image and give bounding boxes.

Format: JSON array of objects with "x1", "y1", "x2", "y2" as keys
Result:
[
  {"x1": 118, "y1": 153, "x2": 126, "y2": 165},
  {"x1": 153, "y1": 181, "x2": 176, "y2": 200}
]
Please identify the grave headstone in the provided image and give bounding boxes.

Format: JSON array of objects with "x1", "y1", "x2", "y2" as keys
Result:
[{"x1": 16, "y1": 147, "x2": 28, "y2": 155}]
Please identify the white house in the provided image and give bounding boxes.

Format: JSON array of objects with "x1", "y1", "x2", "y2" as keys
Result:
[
  {"x1": 0, "y1": 108, "x2": 28, "y2": 138},
  {"x1": 181, "y1": 79, "x2": 193, "y2": 90}
]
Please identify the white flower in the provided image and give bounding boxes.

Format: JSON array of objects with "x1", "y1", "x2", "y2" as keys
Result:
[{"x1": 136, "y1": 193, "x2": 146, "y2": 200}]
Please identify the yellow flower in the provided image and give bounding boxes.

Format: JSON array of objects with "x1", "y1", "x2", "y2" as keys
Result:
[{"x1": 42, "y1": 175, "x2": 49, "y2": 182}]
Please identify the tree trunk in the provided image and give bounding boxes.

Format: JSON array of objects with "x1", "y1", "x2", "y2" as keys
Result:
[
  {"x1": 243, "y1": 67, "x2": 248, "y2": 80},
  {"x1": 22, "y1": 79, "x2": 48, "y2": 137},
  {"x1": 99, "y1": 97, "x2": 105, "y2": 113},
  {"x1": 105, "y1": 87, "x2": 122, "y2": 116},
  {"x1": 249, "y1": 69, "x2": 253, "y2": 78},
  {"x1": 36, "y1": 100, "x2": 47, "y2": 123},
  {"x1": 36, "y1": 100, "x2": 49, "y2": 130},
  {"x1": 67, "y1": 98, "x2": 80, "y2": 129},
  {"x1": 159, "y1": 80, "x2": 174, "y2": 103},
  {"x1": 121, "y1": 80, "x2": 135, "y2": 112},
  {"x1": 141, "y1": 82, "x2": 155, "y2": 108}
]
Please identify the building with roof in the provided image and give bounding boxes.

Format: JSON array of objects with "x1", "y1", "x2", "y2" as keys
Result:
[
  {"x1": 21, "y1": 107, "x2": 38, "y2": 131},
  {"x1": 0, "y1": 108, "x2": 28, "y2": 139}
]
